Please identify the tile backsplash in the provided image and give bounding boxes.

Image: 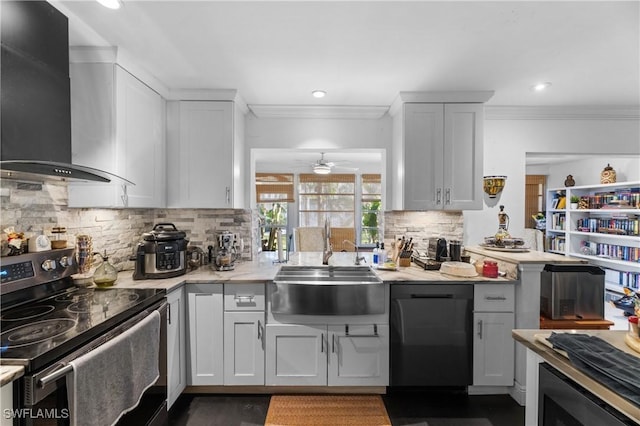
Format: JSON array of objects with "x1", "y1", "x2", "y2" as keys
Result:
[
  {"x1": 384, "y1": 210, "x2": 464, "y2": 252},
  {"x1": 0, "y1": 180, "x2": 256, "y2": 271},
  {"x1": 1, "y1": 180, "x2": 465, "y2": 271}
]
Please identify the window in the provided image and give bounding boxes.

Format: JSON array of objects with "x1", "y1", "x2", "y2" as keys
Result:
[
  {"x1": 298, "y1": 174, "x2": 355, "y2": 227},
  {"x1": 361, "y1": 174, "x2": 381, "y2": 245},
  {"x1": 256, "y1": 173, "x2": 293, "y2": 251}
]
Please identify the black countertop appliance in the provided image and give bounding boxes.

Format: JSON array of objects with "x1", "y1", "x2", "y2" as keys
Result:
[{"x1": 133, "y1": 223, "x2": 188, "y2": 280}]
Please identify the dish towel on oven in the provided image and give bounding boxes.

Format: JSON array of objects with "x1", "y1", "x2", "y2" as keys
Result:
[{"x1": 67, "y1": 310, "x2": 161, "y2": 426}]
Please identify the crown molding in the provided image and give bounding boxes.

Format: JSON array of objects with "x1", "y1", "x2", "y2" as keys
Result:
[
  {"x1": 69, "y1": 46, "x2": 170, "y2": 99},
  {"x1": 389, "y1": 91, "x2": 496, "y2": 116},
  {"x1": 166, "y1": 89, "x2": 248, "y2": 113},
  {"x1": 248, "y1": 105, "x2": 389, "y2": 119},
  {"x1": 485, "y1": 106, "x2": 640, "y2": 120}
]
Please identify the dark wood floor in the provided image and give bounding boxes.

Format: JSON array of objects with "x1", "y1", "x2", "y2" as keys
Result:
[{"x1": 168, "y1": 390, "x2": 525, "y2": 426}]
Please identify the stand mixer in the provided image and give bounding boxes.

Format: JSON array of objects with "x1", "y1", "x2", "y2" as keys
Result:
[{"x1": 213, "y1": 231, "x2": 238, "y2": 271}]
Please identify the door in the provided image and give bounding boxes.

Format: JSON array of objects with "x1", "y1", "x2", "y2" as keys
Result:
[
  {"x1": 403, "y1": 103, "x2": 444, "y2": 210},
  {"x1": 328, "y1": 324, "x2": 389, "y2": 386},
  {"x1": 473, "y1": 312, "x2": 514, "y2": 386},
  {"x1": 443, "y1": 103, "x2": 483, "y2": 210},
  {"x1": 187, "y1": 284, "x2": 224, "y2": 385},
  {"x1": 224, "y1": 311, "x2": 265, "y2": 385},
  {"x1": 265, "y1": 324, "x2": 327, "y2": 386},
  {"x1": 167, "y1": 287, "x2": 186, "y2": 408}
]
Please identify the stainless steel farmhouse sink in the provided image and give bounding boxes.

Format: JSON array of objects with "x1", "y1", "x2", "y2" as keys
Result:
[{"x1": 270, "y1": 265, "x2": 384, "y2": 315}]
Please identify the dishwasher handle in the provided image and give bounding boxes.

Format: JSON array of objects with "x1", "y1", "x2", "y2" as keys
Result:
[{"x1": 410, "y1": 294, "x2": 454, "y2": 299}]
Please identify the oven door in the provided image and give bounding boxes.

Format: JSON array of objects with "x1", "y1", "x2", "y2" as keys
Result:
[
  {"x1": 14, "y1": 300, "x2": 168, "y2": 426},
  {"x1": 538, "y1": 363, "x2": 633, "y2": 426}
]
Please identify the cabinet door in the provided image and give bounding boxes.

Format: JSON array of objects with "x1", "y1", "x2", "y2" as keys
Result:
[
  {"x1": 69, "y1": 64, "x2": 165, "y2": 208},
  {"x1": 403, "y1": 103, "x2": 444, "y2": 210},
  {"x1": 224, "y1": 311, "x2": 265, "y2": 385},
  {"x1": 328, "y1": 325, "x2": 389, "y2": 386},
  {"x1": 265, "y1": 324, "x2": 327, "y2": 386},
  {"x1": 167, "y1": 287, "x2": 186, "y2": 408},
  {"x1": 443, "y1": 103, "x2": 483, "y2": 210},
  {"x1": 115, "y1": 66, "x2": 166, "y2": 208},
  {"x1": 167, "y1": 101, "x2": 233, "y2": 208},
  {"x1": 473, "y1": 312, "x2": 514, "y2": 386},
  {"x1": 69, "y1": 62, "x2": 119, "y2": 207},
  {"x1": 187, "y1": 284, "x2": 224, "y2": 385}
]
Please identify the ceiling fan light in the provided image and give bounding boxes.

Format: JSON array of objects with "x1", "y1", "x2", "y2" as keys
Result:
[{"x1": 313, "y1": 164, "x2": 331, "y2": 174}]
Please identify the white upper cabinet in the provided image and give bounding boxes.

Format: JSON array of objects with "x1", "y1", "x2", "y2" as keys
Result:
[
  {"x1": 390, "y1": 92, "x2": 492, "y2": 211},
  {"x1": 166, "y1": 100, "x2": 245, "y2": 208},
  {"x1": 68, "y1": 63, "x2": 166, "y2": 208}
]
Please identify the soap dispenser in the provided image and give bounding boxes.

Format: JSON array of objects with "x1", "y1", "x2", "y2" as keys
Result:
[{"x1": 93, "y1": 250, "x2": 117, "y2": 287}]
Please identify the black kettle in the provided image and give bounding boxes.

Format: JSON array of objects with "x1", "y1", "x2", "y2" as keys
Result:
[{"x1": 435, "y1": 238, "x2": 448, "y2": 261}]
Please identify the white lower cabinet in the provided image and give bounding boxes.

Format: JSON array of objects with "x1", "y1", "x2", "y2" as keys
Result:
[
  {"x1": 167, "y1": 286, "x2": 186, "y2": 409},
  {"x1": 265, "y1": 324, "x2": 389, "y2": 386},
  {"x1": 224, "y1": 311, "x2": 265, "y2": 385},
  {"x1": 473, "y1": 284, "x2": 515, "y2": 386},
  {"x1": 186, "y1": 284, "x2": 224, "y2": 385},
  {"x1": 266, "y1": 324, "x2": 327, "y2": 386},
  {"x1": 328, "y1": 324, "x2": 389, "y2": 386}
]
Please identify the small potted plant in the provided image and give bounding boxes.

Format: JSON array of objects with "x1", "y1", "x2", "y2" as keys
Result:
[{"x1": 570, "y1": 195, "x2": 580, "y2": 210}]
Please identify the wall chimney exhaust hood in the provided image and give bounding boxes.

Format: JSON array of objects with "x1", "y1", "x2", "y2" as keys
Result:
[{"x1": 0, "y1": 1, "x2": 132, "y2": 185}]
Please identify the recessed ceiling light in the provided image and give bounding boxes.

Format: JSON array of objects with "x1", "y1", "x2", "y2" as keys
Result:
[
  {"x1": 531, "y1": 82, "x2": 552, "y2": 92},
  {"x1": 96, "y1": 0, "x2": 121, "y2": 9},
  {"x1": 312, "y1": 90, "x2": 326, "y2": 98}
]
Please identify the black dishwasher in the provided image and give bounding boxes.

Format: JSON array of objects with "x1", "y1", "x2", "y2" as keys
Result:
[{"x1": 390, "y1": 284, "x2": 473, "y2": 387}]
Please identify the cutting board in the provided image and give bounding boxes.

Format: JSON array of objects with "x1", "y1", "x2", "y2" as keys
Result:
[{"x1": 624, "y1": 333, "x2": 640, "y2": 355}]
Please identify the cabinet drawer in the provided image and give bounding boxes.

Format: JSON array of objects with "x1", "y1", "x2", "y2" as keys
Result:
[
  {"x1": 224, "y1": 283, "x2": 265, "y2": 311},
  {"x1": 474, "y1": 284, "x2": 514, "y2": 312}
]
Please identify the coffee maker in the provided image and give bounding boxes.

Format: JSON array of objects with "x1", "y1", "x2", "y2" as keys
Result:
[{"x1": 213, "y1": 231, "x2": 238, "y2": 271}]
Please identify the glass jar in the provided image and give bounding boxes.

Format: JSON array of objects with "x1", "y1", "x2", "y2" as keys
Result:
[
  {"x1": 482, "y1": 260, "x2": 499, "y2": 278},
  {"x1": 93, "y1": 251, "x2": 117, "y2": 287}
]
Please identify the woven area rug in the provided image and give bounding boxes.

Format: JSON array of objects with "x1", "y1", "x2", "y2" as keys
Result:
[{"x1": 265, "y1": 394, "x2": 392, "y2": 426}]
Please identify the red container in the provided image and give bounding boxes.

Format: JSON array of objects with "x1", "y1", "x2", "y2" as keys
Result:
[{"x1": 482, "y1": 260, "x2": 499, "y2": 278}]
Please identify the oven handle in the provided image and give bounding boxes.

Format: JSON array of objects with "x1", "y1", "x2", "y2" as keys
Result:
[{"x1": 37, "y1": 300, "x2": 168, "y2": 388}]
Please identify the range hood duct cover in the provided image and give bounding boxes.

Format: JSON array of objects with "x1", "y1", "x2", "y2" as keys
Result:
[{"x1": 0, "y1": 1, "x2": 131, "y2": 185}]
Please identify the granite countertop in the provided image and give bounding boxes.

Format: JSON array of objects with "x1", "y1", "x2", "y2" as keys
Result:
[
  {"x1": 0, "y1": 365, "x2": 24, "y2": 387},
  {"x1": 465, "y1": 246, "x2": 586, "y2": 265},
  {"x1": 110, "y1": 252, "x2": 514, "y2": 291},
  {"x1": 512, "y1": 329, "x2": 640, "y2": 423}
]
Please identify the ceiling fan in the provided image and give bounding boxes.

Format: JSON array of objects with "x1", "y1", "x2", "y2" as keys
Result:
[{"x1": 311, "y1": 152, "x2": 357, "y2": 174}]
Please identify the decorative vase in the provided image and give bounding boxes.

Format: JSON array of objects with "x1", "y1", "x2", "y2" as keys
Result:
[
  {"x1": 564, "y1": 175, "x2": 575, "y2": 187},
  {"x1": 600, "y1": 164, "x2": 616, "y2": 184}
]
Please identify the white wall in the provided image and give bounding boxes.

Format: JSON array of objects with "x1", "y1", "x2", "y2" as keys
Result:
[
  {"x1": 464, "y1": 115, "x2": 640, "y2": 246},
  {"x1": 527, "y1": 156, "x2": 640, "y2": 189}
]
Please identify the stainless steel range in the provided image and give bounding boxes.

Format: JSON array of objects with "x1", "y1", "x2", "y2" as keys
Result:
[{"x1": 0, "y1": 249, "x2": 167, "y2": 425}]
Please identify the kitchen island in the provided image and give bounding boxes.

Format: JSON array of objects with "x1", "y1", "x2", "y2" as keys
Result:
[{"x1": 513, "y1": 329, "x2": 640, "y2": 425}]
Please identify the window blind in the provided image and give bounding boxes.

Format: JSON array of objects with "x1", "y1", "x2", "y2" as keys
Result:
[{"x1": 255, "y1": 173, "x2": 294, "y2": 203}]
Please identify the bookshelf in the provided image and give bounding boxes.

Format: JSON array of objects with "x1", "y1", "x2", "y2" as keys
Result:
[{"x1": 546, "y1": 181, "x2": 640, "y2": 294}]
